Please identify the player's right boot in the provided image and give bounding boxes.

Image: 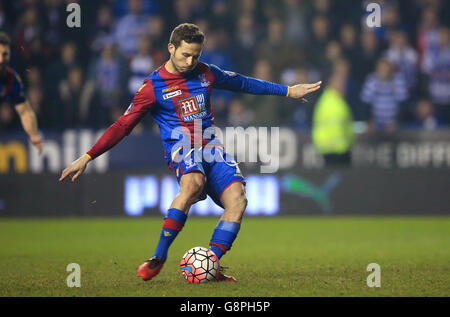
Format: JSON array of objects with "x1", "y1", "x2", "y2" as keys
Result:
[
  {"x1": 137, "y1": 256, "x2": 165, "y2": 281},
  {"x1": 216, "y1": 265, "x2": 237, "y2": 282}
]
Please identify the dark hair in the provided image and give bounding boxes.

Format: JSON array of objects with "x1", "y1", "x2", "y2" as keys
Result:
[
  {"x1": 0, "y1": 31, "x2": 11, "y2": 46},
  {"x1": 169, "y1": 23, "x2": 205, "y2": 48}
]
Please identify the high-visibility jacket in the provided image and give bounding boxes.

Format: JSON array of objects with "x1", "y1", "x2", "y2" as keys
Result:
[{"x1": 312, "y1": 88, "x2": 355, "y2": 154}]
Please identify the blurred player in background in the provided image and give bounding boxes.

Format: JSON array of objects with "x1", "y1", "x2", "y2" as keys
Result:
[
  {"x1": 0, "y1": 32, "x2": 42, "y2": 154},
  {"x1": 59, "y1": 23, "x2": 321, "y2": 282}
]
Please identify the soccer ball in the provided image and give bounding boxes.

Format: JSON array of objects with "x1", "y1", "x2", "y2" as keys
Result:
[{"x1": 180, "y1": 246, "x2": 219, "y2": 283}]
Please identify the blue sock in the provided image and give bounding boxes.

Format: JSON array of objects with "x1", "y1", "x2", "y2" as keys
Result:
[
  {"x1": 153, "y1": 208, "x2": 187, "y2": 260},
  {"x1": 209, "y1": 221, "x2": 241, "y2": 259}
]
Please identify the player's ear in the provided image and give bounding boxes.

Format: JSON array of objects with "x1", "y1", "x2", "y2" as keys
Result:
[{"x1": 168, "y1": 43, "x2": 175, "y2": 55}]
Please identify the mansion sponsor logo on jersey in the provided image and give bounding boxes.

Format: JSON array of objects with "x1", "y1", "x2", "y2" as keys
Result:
[{"x1": 178, "y1": 94, "x2": 207, "y2": 121}]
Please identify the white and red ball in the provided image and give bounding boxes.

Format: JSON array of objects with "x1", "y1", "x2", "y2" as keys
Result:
[{"x1": 180, "y1": 246, "x2": 219, "y2": 283}]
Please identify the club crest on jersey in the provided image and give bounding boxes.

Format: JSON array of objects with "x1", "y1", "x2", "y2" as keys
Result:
[
  {"x1": 198, "y1": 74, "x2": 211, "y2": 87},
  {"x1": 184, "y1": 156, "x2": 195, "y2": 169},
  {"x1": 178, "y1": 94, "x2": 207, "y2": 121},
  {"x1": 163, "y1": 89, "x2": 182, "y2": 100}
]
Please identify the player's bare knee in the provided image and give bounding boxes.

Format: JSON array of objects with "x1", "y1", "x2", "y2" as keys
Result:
[
  {"x1": 237, "y1": 194, "x2": 248, "y2": 213},
  {"x1": 180, "y1": 173, "x2": 205, "y2": 202},
  {"x1": 229, "y1": 189, "x2": 247, "y2": 209},
  {"x1": 226, "y1": 193, "x2": 247, "y2": 222}
]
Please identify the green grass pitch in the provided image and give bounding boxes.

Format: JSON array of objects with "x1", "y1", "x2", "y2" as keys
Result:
[{"x1": 0, "y1": 216, "x2": 448, "y2": 297}]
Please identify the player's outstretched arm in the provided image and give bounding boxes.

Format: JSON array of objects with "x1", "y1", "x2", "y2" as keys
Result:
[
  {"x1": 58, "y1": 80, "x2": 154, "y2": 183},
  {"x1": 15, "y1": 101, "x2": 42, "y2": 154},
  {"x1": 208, "y1": 64, "x2": 321, "y2": 101},
  {"x1": 59, "y1": 154, "x2": 91, "y2": 182},
  {"x1": 287, "y1": 81, "x2": 322, "y2": 103}
]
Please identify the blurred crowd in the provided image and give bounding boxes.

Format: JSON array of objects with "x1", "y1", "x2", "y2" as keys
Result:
[{"x1": 0, "y1": 0, "x2": 449, "y2": 133}]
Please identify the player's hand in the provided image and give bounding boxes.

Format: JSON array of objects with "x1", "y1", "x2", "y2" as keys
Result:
[
  {"x1": 288, "y1": 81, "x2": 322, "y2": 103},
  {"x1": 30, "y1": 134, "x2": 42, "y2": 155},
  {"x1": 59, "y1": 154, "x2": 91, "y2": 182}
]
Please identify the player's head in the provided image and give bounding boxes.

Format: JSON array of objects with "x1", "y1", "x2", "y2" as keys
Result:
[
  {"x1": 0, "y1": 32, "x2": 11, "y2": 76},
  {"x1": 375, "y1": 58, "x2": 393, "y2": 80},
  {"x1": 168, "y1": 23, "x2": 204, "y2": 74}
]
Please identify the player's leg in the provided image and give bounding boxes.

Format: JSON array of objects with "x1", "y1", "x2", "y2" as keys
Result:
[
  {"x1": 137, "y1": 171, "x2": 206, "y2": 281},
  {"x1": 207, "y1": 182, "x2": 246, "y2": 282},
  {"x1": 169, "y1": 171, "x2": 205, "y2": 213},
  {"x1": 201, "y1": 147, "x2": 246, "y2": 282},
  {"x1": 209, "y1": 182, "x2": 247, "y2": 260},
  {"x1": 152, "y1": 171, "x2": 205, "y2": 260}
]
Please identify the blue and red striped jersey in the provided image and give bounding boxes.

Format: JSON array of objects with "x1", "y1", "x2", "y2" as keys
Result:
[
  {"x1": 87, "y1": 62, "x2": 288, "y2": 160},
  {"x1": 0, "y1": 66, "x2": 26, "y2": 106}
]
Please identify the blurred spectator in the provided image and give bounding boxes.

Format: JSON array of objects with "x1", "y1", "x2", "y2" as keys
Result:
[
  {"x1": 422, "y1": 27, "x2": 450, "y2": 122},
  {"x1": 410, "y1": 99, "x2": 440, "y2": 130},
  {"x1": 201, "y1": 28, "x2": 235, "y2": 120},
  {"x1": 114, "y1": 0, "x2": 160, "y2": 18},
  {"x1": 282, "y1": 67, "x2": 312, "y2": 130},
  {"x1": 384, "y1": 30, "x2": 418, "y2": 92},
  {"x1": 23, "y1": 66, "x2": 48, "y2": 127},
  {"x1": 144, "y1": 15, "x2": 166, "y2": 53},
  {"x1": 128, "y1": 36, "x2": 154, "y2": 99},
  {"x1": 114, "y1": 0, "x2": 149, "y2": 58},
  {"x1": 257, "y1": 16, "x2": 295, "y2": 76},
  {"x1": 417, "y1": 6, "x2": 441, "y2": 70},
  {"x1": 172, "y1": 0, "x2": 197, "y2": 26},
  {"x1": 85, "y1": 43, "x2": 128, "y2": 127},
  {"x1": 90, "y1": 4, "x2": 116, "y2": 55},
  {"x1": 41, "y1": 0, "x2": 65, "y2": 58},
  {"x1": 56, "y1": 66, "x2": 86, "y2": 128},
  {"x1": 24, "y1": 66, "x2": 42, "y2": 87},
  {"x1": 357, "y1": 30, "x2": 382, "y2": 82},
  {"x1": 281, "y1": 67, "x2": 313, "y2": 88},
  {"x1": 340, "y1": 24, "x2": 359, "y2": 67},
  {"x1": 200, "y1": 29, "x2": 234, "y2": 70},
  {"x1": 243, "y1": 59, "x2": 281, "y2": 125},
  {"x1": 321, "y1": 40, "x2": 342, "y2": 79},
  {"x1": 45, "y1": 41, "x2": 78, "y2": 89},
  {"x1": 311, "y1": 0, "x2": 332, "y2": 17},
  {"x1": 306, "y1": 0, "x2": 334, "y2": 30},
  {"x1": 308, "y1": 14, "x2": 330, "y2": 70},
  {"x1": 373, "y1": 2, "x2": 404, "y2": 42},
  {"x1": 232, "y1": 0, "x2": 258, "y2": 20},
  {"x1": 282, "y1": 0, "x2": 308, "y2": 45},
  {"x1": 0, "y1": 103, "x2": 18, "y2": 130},
  {"x1": 12, "y1": 6, "x2": 44, "y2": 69},
  {"x1": 330, "y1": 57, "x2": 360, "y2": 120},
  {"x1": 227, "y1": 97, "x2": 254, "y2": 127},
  {"x1": 0, "y1": 2, "x2": 11, "y2": 32},
  {"x1": 209, "y1": 0, "x2": 232, "y2": 29},
  {"x1": 339, "y1": 23, "x2": 362, "y2": 110},
  {"x1": 360, "y1": 58, "x2": 408, "y2": 133},
  {"x1": 312, "y1": 72, "x2": 355, "y2": 167},
  {"x1": 230, "y1": 13, "x2": 258, "y2": 75}
]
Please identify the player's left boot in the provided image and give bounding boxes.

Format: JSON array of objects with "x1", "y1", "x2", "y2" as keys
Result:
[
  {"x1": 215, "y1": 265, "x2": 237, "y2": 282},
  {"x1": 137, "y1": 256, "x2": 165, "y2": 281}
]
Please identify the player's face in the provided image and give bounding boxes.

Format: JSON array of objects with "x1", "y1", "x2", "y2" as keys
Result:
[
  {"x1": 169, "y1": 40, "x2": 202, "y2": 74},
  {"x1": 0, "y1": 44, "x2": 10, "y2": 75}
]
